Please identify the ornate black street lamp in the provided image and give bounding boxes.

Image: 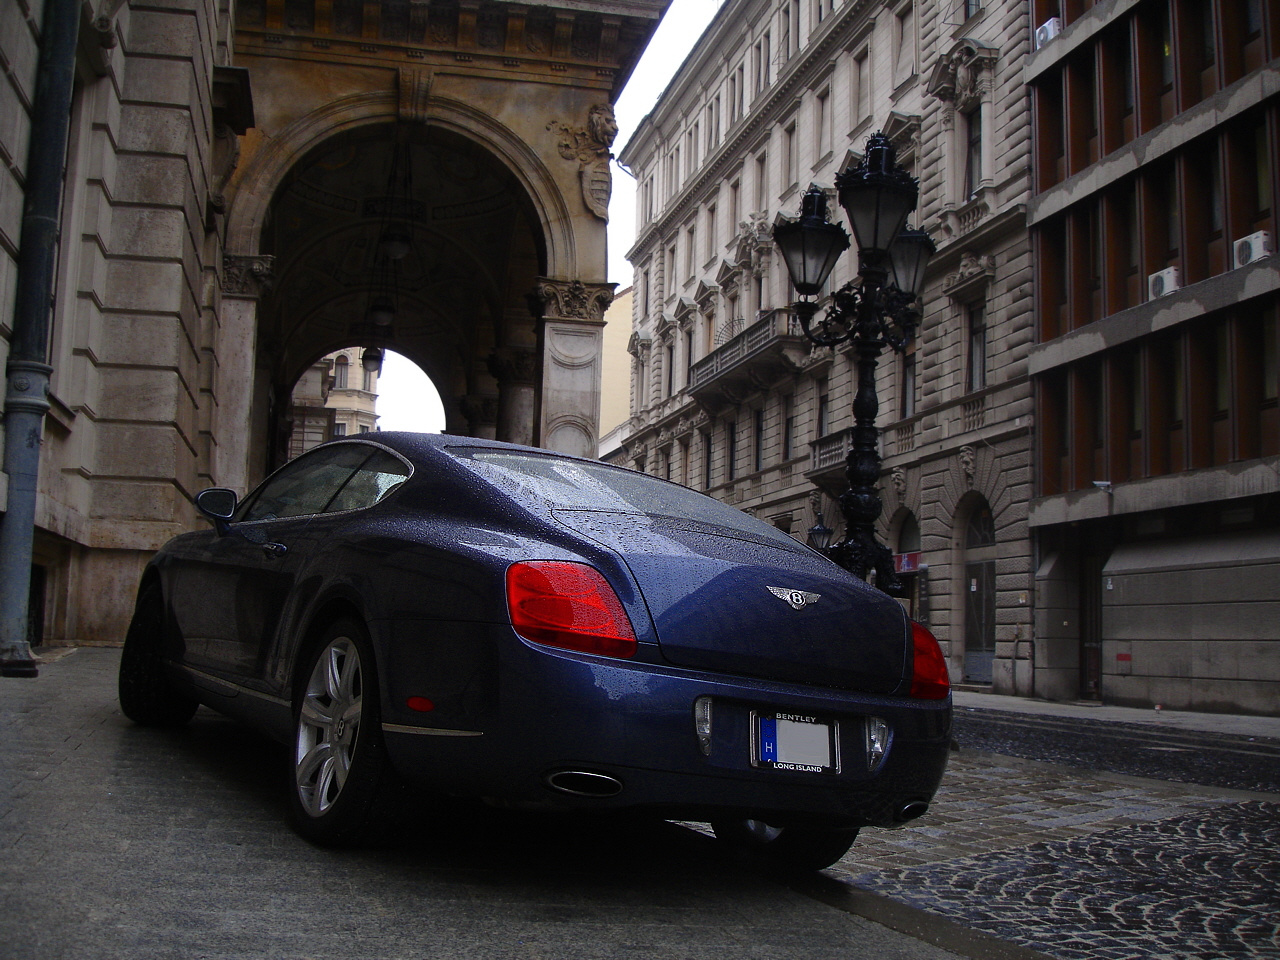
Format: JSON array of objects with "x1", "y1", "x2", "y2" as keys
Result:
[{"x1": 774, "y1": 133, "x2": 935, "y2": 593}]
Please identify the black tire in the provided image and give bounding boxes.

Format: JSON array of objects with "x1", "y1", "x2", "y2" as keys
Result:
[
  {"x1": 286, "y1": 618, "x2": 399, "y2": 847},
  {"x1": 711, "y1": 818, "x2": 859, "y2": 871},
  {"x1": 118, "y1": 582, "x2": 198, "y2": 726}
]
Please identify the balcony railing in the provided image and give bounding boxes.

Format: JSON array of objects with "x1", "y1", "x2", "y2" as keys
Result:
[
  {"x1": 688, "y1": 310, "x2": 807, "y2": 400},
  {"x1": 809, "y1": 428, "x2": 853, "y2": 473}
]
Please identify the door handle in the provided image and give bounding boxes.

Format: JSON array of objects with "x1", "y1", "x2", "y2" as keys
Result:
[{"x1": 262, "y1": 542, "x2": 288, "y2": 557}]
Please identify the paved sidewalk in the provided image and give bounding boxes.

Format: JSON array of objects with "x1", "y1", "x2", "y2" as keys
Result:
[{"x1": 952, "y1": 689, "x2": 1280, "y2": 739}]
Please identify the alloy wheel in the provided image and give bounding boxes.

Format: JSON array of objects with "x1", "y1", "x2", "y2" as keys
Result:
[{"x1": 295, "y1": 635, "x2": 363, "y2": 818}]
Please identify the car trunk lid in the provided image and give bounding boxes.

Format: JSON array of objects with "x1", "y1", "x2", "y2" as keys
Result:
[{"x1": 554, "y1": 510, "x2": 910, "y2": 694}]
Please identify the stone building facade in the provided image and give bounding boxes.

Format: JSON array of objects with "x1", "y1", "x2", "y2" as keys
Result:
[
  {"x1": 617, "y1": 0, "x2": 1038, "y2": 695},
  {"x1": 0, "y1": 0, "x2": 667, "y2": 649},
  {"x1": 1025, "y1": 0, "x2": 1280, "y2": 714}
]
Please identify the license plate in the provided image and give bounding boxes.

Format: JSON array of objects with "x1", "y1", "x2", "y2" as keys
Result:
[{"x1": 753, "y1": 712, "x2": 839, "y2": 773}]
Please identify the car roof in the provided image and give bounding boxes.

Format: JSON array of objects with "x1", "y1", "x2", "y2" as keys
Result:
[{"x1": 347, "y1": 432, "x2": 601, "y2": 466}]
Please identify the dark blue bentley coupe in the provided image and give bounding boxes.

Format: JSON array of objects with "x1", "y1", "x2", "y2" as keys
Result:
[{"x1": 119, "y1": 433, "x2": 950, "y2": 869}]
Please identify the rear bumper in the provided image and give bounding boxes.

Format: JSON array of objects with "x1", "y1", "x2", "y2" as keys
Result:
[{"x1": 378, "y1": 625, "x2": 951, "y2": 829}]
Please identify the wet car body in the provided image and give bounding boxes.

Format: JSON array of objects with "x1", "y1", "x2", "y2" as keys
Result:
[{"x1": 121, "y1": 433, "x2": 951, "y2": 867}]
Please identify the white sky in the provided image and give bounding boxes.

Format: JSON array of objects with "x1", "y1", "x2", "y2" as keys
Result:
[
  {"x1": 374, "y1": 350, "x2": 446, "y2": 432},
  {"x1": 376, "y1": 0, "x2": 718, "y2": 433}
]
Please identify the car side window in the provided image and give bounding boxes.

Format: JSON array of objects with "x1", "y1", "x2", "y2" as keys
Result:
[
  {"x1": 238, "y1": 444, "x2": 374, "y2": 522},
  {"x1": 323, "y1": 450, "x2": 411, "y2": 513}
]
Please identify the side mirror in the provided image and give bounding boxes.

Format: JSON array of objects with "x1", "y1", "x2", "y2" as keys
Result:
[{"x1": 195, "y1": 488, "x2": 238, "y2": 534}]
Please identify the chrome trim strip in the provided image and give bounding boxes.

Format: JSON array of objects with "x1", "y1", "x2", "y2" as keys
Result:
[
  {"x1": 177, "y1": 665, "x2": 291, "y2": 707},
  {"x1": 382, "y1": 723, "x2": 484, "y2": 737}
]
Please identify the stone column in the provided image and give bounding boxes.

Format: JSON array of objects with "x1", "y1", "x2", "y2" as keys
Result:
[
  {"x1": 488, "y1": 347, "x2": 538, "y2": 447},
  {"x1": 459, "y1": 394, "x2": 500, "y2": 439},
  {"x1": 528, "y1": 278, "x2": 615, "y2": 458},
  {"x1": 220, "y1": 255, "x2": 274, "y2": 492}
]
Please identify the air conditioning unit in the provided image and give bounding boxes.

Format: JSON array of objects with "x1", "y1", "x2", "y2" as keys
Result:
[
  {"x1": 1147, "y1": 267, "x2": 1180, "y2": 300},
  {"x1": 1034, "y1": 18, "x2": 1062, "y2": 50},
  {"x1": 1233, "y1": 231, "x2": 1273, "y2": 269}
]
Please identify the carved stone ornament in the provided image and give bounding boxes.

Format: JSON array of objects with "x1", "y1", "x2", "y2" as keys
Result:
[
  {"x1": 891, "y1": 467, "x2": 907, "y2": 496},
  {"x1": 398, "y1": 66, "x2": 434, "y2": 124},
  {"x1": 943, "y1": 253, "x2": 996, "y2": 298},
  {"x1": 735, "y1": 213, "x2": 776, "y2": 274},
  {"x1": 959, "y1": 444, "x2": 977, "y2": 486},
  {"x1": 459, "y1": 394, "x2": 500, "y2": 426},
  {"x1": 488, "y1": 347, "x2": 539, "y2": 385},
  {"x1": 926, "y1": 39, "x2": 999, "y2": 109},
  {"x1": 547, "y1": 104, "x2": 618, "y2": 220},
  {"x1": 222, "y1": 255, "x2": 275, "y2": 296},
  {"x1": 531, "y1": 278, "x2": 615, "y2": 322}
]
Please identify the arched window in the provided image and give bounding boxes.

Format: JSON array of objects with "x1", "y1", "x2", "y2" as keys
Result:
[{"x1": 333, "y1": 355, "x2": 349, "y2": 389}]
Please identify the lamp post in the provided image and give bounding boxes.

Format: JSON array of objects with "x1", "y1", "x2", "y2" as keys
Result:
[{"x1": 773, "y1": 133, "x2": 935, "y2": 593}]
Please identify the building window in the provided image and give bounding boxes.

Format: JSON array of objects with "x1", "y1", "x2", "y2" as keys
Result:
[
  {"x1": 755, "y1": 152, "x2": 769, "y2": 211},
  {"x1": 665, "y1": 342, "x2": 675, "y2": 397},
  {"x1": 853, "y1": 49, "x2": 870, "y2": 125},
  {"x1": 893, "y1": 5, "x2": 915, "y2": 87},
  {"x1": 816, "y1": 384, "x2": 830, "y2": 436},
  {"x1": 702, "y1": 429, "x2": 714, "y2": 489},
  {"x1": 333, "y1": 355, "x2": 349, "y2": 389},
  {"x1": 963, "y1": 105, "x2": 983, "y2": 200},
  {"x1": 815, "y1": 89, "x2": 831, "y2": 160},
  {"x1": 782, "y1": 394, "x2": 795, "y2": 460},
  {"x1": 705, "y1": 203, "x2": 717, "y2": 262},
  {"x1": 726, "y1": 419, "x2": 737, "y2": 481},
  {"x1": 783, "y1": 121, "x2": 797, "y2": 189},
  {"x1": 754, "y1": 408, "x2": 765, "y2": 472},
  {"x1": 901, "y1": 341, "x2": 917, "y2": 418},
  {"x1": 685, "y1": 224, "x2": 697, "y2": 275},
  {"x1": 685, "y1": 329, "x2": 694, "y2": 385},
  {"x1": 333, "y1": 423, "x2": 347, "y2": 436},
  {"x1": 966, "y1": 303, "x2": 987, "y2": 393}
]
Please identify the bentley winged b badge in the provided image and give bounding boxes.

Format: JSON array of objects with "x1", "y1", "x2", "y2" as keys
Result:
[{"x1": 767, "y1": 586, "x2": 821, "y2": 610}]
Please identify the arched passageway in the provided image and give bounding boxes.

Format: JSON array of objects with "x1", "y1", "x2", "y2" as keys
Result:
[{"x1": 253, "y1": 122, "x2": 545, "y2": 472}]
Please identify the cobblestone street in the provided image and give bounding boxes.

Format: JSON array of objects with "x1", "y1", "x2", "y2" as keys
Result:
[
  {"x1": 826, "y1": 752, "x2": 1280, "y2": 960},
  {"x1": 3, "y1": 647, "x2": 1279, "y2": 960}
]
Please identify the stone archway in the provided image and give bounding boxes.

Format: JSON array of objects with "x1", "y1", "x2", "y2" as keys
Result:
[
  {"x1": 246, "y1": 120, "x2": 548, "y2": 476},
  {"x1": 216, "y1": 2, "x2": 662, "y2": 486}
]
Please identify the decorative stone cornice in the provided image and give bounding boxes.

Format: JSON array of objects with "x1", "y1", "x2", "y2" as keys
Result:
[
  {"x1": 530, "y1": 278, "x2": 616, "y2": 322},
  {"x1": 882, "y1": 111, "x2": 922, "y2": 166},
  {"x1": 222, "y1": 254, "x2": 275, "y2": 296}
]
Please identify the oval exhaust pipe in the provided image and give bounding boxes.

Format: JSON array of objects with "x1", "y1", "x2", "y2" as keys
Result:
[
  {"x1": 544, "y1": 770, "x2": 623, "y2": 798},
  {"x1": 896, "y1": 800, "x2": 929, "y2": 822}
]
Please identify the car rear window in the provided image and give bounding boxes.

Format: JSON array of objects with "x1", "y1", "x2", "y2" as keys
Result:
[{"x1": 447, "y1": 448, "x2": 800, "y2": 547}]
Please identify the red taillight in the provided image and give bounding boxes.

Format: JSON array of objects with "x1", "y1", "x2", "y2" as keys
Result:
[
  {"x1": 909, "y1": 621, "x2": 950, "y2": 699},
  {"x1": 506, "y1": 561, "x2": 638, "y2": 659}
]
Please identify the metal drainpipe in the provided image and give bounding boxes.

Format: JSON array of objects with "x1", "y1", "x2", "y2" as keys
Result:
[{"x1": 0, "y1": 0, "x2": 81, "y2": 678}]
